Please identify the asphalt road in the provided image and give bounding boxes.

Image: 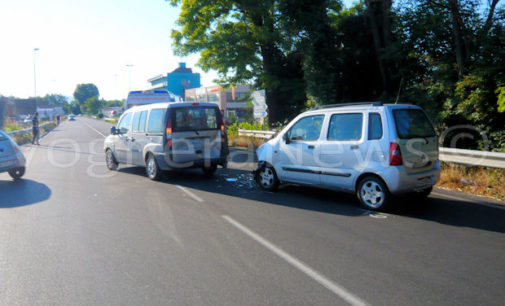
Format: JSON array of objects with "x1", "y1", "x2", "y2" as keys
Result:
[{"x1": 1, "y1": 117, "x2": 504, "y2": 306}]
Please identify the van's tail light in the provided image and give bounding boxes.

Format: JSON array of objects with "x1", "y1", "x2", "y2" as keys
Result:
[
  {"x1": 217, "y1": 112, "x2": 225, "y2": 139},
  {"x1": 166, "y1": 117, "x2": 173, "y2": 149},
  {"x1": 389, "y1": 142, "x2": 403, "y2": 166}
]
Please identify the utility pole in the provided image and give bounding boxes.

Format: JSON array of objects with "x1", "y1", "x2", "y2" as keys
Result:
[{"x1": 33, "y1": 48, "x2": 39, "y2": 99}]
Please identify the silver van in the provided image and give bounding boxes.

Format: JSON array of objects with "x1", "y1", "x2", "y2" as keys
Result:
[
  {"x1": 255, "y1": 102, "x2": 440, "y2": 211},
  {"x1": 104, "y1": 102, "x2": 227, "y2": 180}
]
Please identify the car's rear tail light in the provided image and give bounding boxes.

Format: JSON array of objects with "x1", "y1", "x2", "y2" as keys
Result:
[
  {"x1": 166, "y1": 118, "x2": 173, "y2": 149},
  {"x1": 13, "y1": 145, "x2": 19, "y2": 153},
  {"x1": 192, "y1": 103, "x2": 199, "y2": 106},
  {"x1": 389, "y1": 142, "x2": 403, "y2": 166}
]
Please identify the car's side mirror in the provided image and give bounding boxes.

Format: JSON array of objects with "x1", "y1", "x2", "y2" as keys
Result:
[
  {"x1": 283, "y1": 133, "x2": 291, "y2": 144},
  {"x1": 111, "y1": 126, "x2": 118, "y2": 135}
]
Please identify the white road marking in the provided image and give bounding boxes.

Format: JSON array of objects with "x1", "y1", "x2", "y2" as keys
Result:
[
  {"x1": 431, "y1": 192, "x2": 505, "y2": 210},
  {"x1": 222, "y1": 215, "x2": 371, "y2": 306},
  {"x1": 176, "y1": 185, "x2": 204, "y2": 202},
  {"x1": 81, "y1": 120, "x2": 106, "y2": 138}
]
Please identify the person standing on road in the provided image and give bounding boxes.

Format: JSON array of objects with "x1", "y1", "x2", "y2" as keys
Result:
[
  {"x1": 32, "y1": 112, "x2": 40, "y2": 145},
  {"x1": 220, "y1": 109, "x2": 230, "y2": 168},
  {"x1": 56, "y1": 114, "x2": 60, "y2": 125}
]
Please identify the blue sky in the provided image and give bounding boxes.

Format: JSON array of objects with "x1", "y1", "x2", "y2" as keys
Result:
[{"x1": 0, "y1": 0, "x2": 356, "y2": 101}]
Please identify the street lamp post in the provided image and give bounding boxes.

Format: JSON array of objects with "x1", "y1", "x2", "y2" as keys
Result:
[
  {"x1": 33, "y1": 48, "x2": 39, "y2": 99},
  {"x1": 126, "y1": 64, "x2": 134, "y2": 91}
]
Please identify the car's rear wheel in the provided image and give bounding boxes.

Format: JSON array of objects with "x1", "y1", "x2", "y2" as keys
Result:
[
  {"x1": 414, "y1": 187, "x2": 433, "y2": 199},
  {"x1": 256, "y1": 164, "x2": 279, "y2": 191},
  {"x1": 202, "y1": 164, "x2": 217, "y2": 176},
  {"x1": 8, "y1": 167, "x2": 25, "y2": 180},
  {"x1": 146, "y1": 153, "x2": 161, "y2": 181},
  {"x1": 357, "y1": 176, "x2": 390, "y2": 211},
  {"x1": 105, "y1": 149, "x2": 118, "y2": 171}
]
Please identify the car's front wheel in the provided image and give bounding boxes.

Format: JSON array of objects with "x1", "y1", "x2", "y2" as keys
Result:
[
  {"x1": 8, "y1": 167, "x2": 25, "y2": 180},
  {"x1": 357, "y1": 176, "x2": 390, "y2": 211},
  {"x1": 255, "y1": 164, "x2": 279, "y2": 191},
  {"x1": 105, "y1": 149, "x2": 118, "y2": 171},
  {"x1": 146, "y1": 153, "x2": 161, "y2": 181}
]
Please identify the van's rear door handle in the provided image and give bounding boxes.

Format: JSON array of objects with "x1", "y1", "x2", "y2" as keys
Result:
[
  {"x1": 350, "y1": 145, "x2": 359, "y2": 150},
  {"x1": 308, "y1": 145, "x2": 315, "y2": 149}
]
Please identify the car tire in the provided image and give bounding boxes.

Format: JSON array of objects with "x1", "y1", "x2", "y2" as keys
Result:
[
  {"x1": 202, "y1": 164, "x2": 217, "y2": 177},
  {"x1": 8, "y1": 167, "x2": 25, "y2": 180},
  {"x1": 414, "y1": 187, "x2": 433, "y2": 199},
  {"x1": 106, "y1": 149, "x2": 118, "y2": 171},
  {"x1": 255, "y1": 164, "x2": 279, "y2": 191},
  {"x1": 357, "y1": 176, "x2": 390, "y2": 211},
  {"x1": 146, "y1": 153, "x2": 161, "y2": 181}
]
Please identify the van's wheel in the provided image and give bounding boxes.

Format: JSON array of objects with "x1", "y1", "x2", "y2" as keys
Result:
[
  {"x1": 202, "y1": 164, "x2": 217, "y2": 176},
  {"x1": 8, "y1": 167, "x2": 25, "y2": 180},
  {"x1": 105, "y1": 149, "x2": 118, "y2": 171},
  {"x1": 146, "y1": 153, "x2": 161, "y2": 181},
  {"x1": 357, "y1": 176, "x2": 390, "y2": 211},
  {"x1": 256, "y1": 164, "x2": 279, "y2": 191}
]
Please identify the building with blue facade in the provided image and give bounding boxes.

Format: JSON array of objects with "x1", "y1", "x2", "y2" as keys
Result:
[{"x1": 147, "y1": 63, "x2": 201, "y2": 98}]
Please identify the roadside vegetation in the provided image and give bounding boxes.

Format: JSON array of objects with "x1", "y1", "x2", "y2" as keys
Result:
[
  {"x1": 171, "y1": 0, "x2": 505, "y2": 150},
  {"x1": 437, "y1": 163, "x2": 505, "y2": 201}
]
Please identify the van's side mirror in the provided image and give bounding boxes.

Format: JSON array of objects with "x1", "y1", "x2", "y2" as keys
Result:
[
  {"x1": 111, "y1": 126, "x2": 118, "y2": 135},
  {"x1": 283, "y1": 133, "x2": 291, "y2": 144}
]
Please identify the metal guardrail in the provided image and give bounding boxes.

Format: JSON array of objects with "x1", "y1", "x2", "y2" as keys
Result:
[
  {"x1": 238, "y1": 129, "x2": 277, "y2": 139},
  {"x1": 238, "y1": 129, "x2": 505, "y2": 169},
  {"x1": 439, "y1": 147, "x2": 505, "y2": 169},
  {"x1": 6, "y1": 122, "x2": 52, "y2": 137}
]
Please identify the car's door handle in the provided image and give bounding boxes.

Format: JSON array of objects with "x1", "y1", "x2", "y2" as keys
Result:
[
  {"x1": 308, "y1": 145, "x2": 315, "y2": 149},
  {"x1": 130, "y1": 138, "x2": 135, "y2": 142},
  {"x1": 350, "y1": 145, "x2": 359, "y2": 150}
]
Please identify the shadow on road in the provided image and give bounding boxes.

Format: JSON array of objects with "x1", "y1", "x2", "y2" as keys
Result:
[
  {"x1": 0, "y1": 179, "x2": 51, "y2": 208},
  {"x1": 117, "y1": 164, "x2": 505, "y2": 233}
]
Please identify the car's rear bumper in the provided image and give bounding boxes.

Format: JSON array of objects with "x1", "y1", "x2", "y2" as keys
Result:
[
  {"x1": 154, "y1": 153, "x2": 226, "y2": 170},
  {"x1": 382, "y1": 160, "x2": 440, "y2": 195},
  {"x1": 0, "y1": 152, "x2": 26, "y2": 173}
]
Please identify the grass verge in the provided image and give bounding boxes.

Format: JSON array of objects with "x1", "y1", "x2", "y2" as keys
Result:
[{"x1": 436, "y1": 162, "x2": 505, "y2": 201}]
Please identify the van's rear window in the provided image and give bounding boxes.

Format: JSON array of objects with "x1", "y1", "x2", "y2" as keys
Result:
[
  {"x1": 173, "y1": 107, "x2": 219, "y2": 132},
  {"x1": 0, "y1": 134, "x2": 7, "y2": 141},
  {"x1": 393, "y1": 109, "x2": 436, "y2": 139}
]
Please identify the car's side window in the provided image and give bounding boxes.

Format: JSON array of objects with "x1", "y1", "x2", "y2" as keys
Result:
[
  {"x1": 368, "y1": 113, "x2": 383, "y2": 140},
  {"x1": 287, "y1": 115, "x2": 324, "y2": 141},
  {"x1": 327, "y1": 113, "x2": 363, "y2": 141},
  {"x1": 117, "y1": 113, "x2": 133, "y2": 134},
  {"x1": 133, "y1": 111, "x2": 147, "y2": 133},
  {"x1": 147, "y1": 109, "x2": 165, "y2": 134},
  {"x1": 132, "y1": 112, "x2": 141, "y2": 133}
]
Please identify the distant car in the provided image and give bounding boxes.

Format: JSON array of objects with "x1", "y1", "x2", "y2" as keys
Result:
[
  {"x1": 69, "y1": 115, "x2": 76, "y2": 121},
  {"x1": 0, "y1": 130, "x2": 26, "y2": 180}
]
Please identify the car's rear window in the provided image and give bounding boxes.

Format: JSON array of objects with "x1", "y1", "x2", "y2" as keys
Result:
[
  {"x1": 0, "y1": 133, "x2": 7, "y2": 141},
  {"x1": 393, "y1": 109, "x2": 436, "y2": 139},
  {"x1": 172, "y1": 107, "x2": 219, "y2": 132}
]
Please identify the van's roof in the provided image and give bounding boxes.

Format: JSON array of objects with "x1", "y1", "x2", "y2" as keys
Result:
[
  {"x1": 126, "y1": 102, "x2": 220, "y2": 112},
  {"x1": 303, "y1": 102, "x2": 421, "y2": 115}
]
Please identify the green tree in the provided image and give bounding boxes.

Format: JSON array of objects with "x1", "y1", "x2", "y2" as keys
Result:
[
  {"x1": 83, "y1": 97, "x2": 103, "y2": 115},
  {"x1": 73, "y1": 84, "x2": 99, "y2": 106},
  {"x1": 170, "y1": 0, "x2": 307, "y2": 124}
]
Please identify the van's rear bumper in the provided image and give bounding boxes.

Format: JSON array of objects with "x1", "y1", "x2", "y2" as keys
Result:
[
  {"x1": 154, "y1": 153, "x2": 226, "y2": 170},
  {"x1": 383, "y1": 160, "x2": 440, "y2": 195}
]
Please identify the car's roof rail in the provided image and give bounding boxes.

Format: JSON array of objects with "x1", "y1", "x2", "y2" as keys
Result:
[{"x1": 313, "y1": 101, "x2": 383, "y2": 110}]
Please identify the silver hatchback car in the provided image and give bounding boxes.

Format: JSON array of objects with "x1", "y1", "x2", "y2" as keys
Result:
[
  {"x1": 0, "y1": 130, "x2": 26, "y2": 180},
  {"x1": 255, "y1": 102, "x2": 440, "y2": 211}
]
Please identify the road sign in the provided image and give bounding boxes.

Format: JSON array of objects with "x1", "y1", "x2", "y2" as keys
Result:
[
  {"x1": 252, "y1": 90, "x2": 266, "y2": 106},
  {"x1": 254, "y1": 104, "x2": 268, "y2": 111},
  {"x1": 254, "y1": 110, "x2": 268, "y2": 119}
]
